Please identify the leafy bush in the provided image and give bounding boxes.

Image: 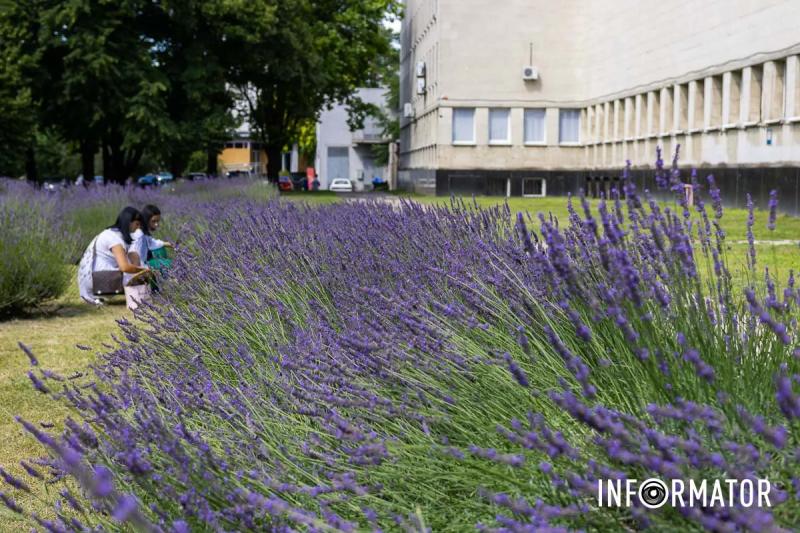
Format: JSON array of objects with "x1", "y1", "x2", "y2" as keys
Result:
[{"x1": 4, "y1": 166, "x2": 800, "y2": 531}]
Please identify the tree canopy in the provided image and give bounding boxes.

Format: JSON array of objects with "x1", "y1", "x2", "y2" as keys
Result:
[{"x1": 0, "y1": 0, "x2": 400, "y2": 181}]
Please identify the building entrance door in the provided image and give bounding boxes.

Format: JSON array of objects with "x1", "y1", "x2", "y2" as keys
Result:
[{"x1": 327, "y1": 147, "x2": 350, "y2": 184}]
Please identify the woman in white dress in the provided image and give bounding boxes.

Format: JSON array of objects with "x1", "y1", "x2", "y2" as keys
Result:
[{"x1": 77, "y1": 207, "x2": 149, "y2": 305}]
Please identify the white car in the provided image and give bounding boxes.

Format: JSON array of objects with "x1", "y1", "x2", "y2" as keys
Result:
[{"x1": 329, "y1": 178, "x2": 353, "y2": 192}]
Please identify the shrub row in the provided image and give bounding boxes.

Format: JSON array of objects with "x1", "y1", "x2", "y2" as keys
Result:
[{"x1": 4, "y1": 166, "x2": 799, "y2": 530}]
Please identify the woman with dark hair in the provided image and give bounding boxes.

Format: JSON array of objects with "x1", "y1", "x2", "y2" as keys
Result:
[
  {"x1": 77, "y1": 206, "x2": 149, "y2": 305},
  {"x1": 130, "y1": 204, "x2": 173, "y2": 266}
]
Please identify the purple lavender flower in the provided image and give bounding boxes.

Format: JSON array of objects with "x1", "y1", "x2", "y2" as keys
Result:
[
  {"x1": 746, "y1": 193, "x2": 756, "y2": 270},
  {"x1": 0, "y1": 467, "x2": 30, "y2": 492},
  {"x1": 112, "y1": 494, "x2": 139, "y2": 521},
  {"x1": 767, "y1": 189, "x2": 778, "y2": 231},
  {"x1": 0, "y1": 492, "x2": 23, "y2": 514},
  {"x1": 18, "y1": 342, "x2": 37, "y2": 366}
]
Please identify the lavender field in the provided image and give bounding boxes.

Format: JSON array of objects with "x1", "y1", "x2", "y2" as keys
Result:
[{"x1": 2, "y1": 170, "x2": 800, "y2": 531}]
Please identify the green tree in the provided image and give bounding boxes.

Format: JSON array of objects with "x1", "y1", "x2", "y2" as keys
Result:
[
  {"x1": 0, "y1": 1, "x2": 39, "y2": 178},
  {"x1": 227, "y1": 0, "x2": 401, "y2": 180},
  {"x1": 0, "y1": 0, "x2": 237, "y2": 183},
  {"x1": 143, "y1": 0, "x2": 237, "y2": 178}
]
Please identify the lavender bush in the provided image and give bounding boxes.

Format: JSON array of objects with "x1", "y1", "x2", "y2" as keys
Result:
[
  {"x1": 0, "y1": 181, "x2": 76, "y2": 316},
  {"x1": 0, "y1": 178, "x2": 273, "y2": 314},
  {"x1": 4, "y1": 166, "x2": 800, "y2": 531}
]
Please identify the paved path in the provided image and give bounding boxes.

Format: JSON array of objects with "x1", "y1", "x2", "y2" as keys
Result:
[{"x1": 731, "y1": 240, "x2": 798, "y2": 246}]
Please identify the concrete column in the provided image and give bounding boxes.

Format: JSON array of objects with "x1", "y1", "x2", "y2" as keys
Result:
[
  {"x1": 475, "y1": 107, "x2": 489, "y2": 145},
  {"x1": 673, "y1": 84, "x2": 682, "y2": 133}
]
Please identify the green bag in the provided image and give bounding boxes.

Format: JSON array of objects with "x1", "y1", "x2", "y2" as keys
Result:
[
  {"x1": 147, "y1": 246, "x2": 172, "y2": 271},
  {"x1": 147, "y1": 247, "x2": 172, "y2": 291}
]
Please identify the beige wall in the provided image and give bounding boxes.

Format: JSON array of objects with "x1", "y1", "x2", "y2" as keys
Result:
[
  {"x1": 581, "y1": 0, "x2": 800, "y2": 102},
  {"x1": 400, "y1": 0, "x2": 800, "y2": 173}
]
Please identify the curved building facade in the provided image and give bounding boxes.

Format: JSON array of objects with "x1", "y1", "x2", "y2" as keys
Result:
[{"x1": 399, "y1": 0, "x2": 800, "y2": 210}]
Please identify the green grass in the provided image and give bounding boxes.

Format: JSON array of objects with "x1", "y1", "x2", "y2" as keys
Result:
[
  {"x1": 0, "y1": 270, "x2": 130, "y2": 530},
  {"x1": 279, "y1": 190, "x2": 344, "y2": 205}
]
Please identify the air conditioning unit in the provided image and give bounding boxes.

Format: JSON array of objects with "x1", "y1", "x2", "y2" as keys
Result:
[
  {"x1": 416, "y1": 78, "x2": 426, "y2": 95},
  {"x1": 403, "y1": 102, "x2": 414, "y2": 118},
  {"x1": 522, "y1": 66, "x2": 539, "y2": 81},
  {"x1": 416, "y1": 61, "x2": 426, "y2": 77}
]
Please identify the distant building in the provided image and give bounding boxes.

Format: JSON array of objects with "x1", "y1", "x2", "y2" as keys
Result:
[
  {"x1": 217, "y1": 137, "x2": 267, "y2": 177},
  {"x1": 315, "y1": 88, "x2": 392, "y2": 191},
  {"x1": 400, "y1": 0, "x2": 800, "y2": 210},
  {"x1": 217, "y1": 119, "x2": 300, "y2": 178}
]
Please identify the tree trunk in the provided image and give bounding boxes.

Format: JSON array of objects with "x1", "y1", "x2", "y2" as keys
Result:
[
  {"x1": 266, "y1": 143, "x2": 282, "y2": 182},
  {"x1": 206, "y1": 146, "x2": 218, "y2": 176},
  {"x1": 168, "y1": 148, "x2": 190, "y2": 180},
  {"x1": 80, "y1": 139, "x2": 95, "y2": 183},
  {"x1": 102, "y1": 142, "x2": 111, "y2": 182},
  {"x1": 122, "y1": 146, "x2": 143, "y2": 183},
  {"x1": 25, "y1": 145, "x2": 38, "y2": 183},
  {"x1": 103, "y1": 135, "x2": 143, "y2": 184}
]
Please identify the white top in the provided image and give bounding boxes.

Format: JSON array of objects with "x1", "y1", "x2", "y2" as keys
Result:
[
  {"x1": 94, "y1": 229, "x2": 128, "y2": 271},
  {"x1": 130, "y1": 231, "x2": 165, "y2": 265},
  {"x1": 77, "y1": 229, "x2": 129, "y2": 304}
]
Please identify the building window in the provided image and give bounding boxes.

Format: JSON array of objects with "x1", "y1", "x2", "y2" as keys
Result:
[
  {"x1": 524, "y1": 109, "x2": 546, "y2": 144},
  {"x1": 452, "y1": 108, "x2": 475, "y2": 144},
  {"x1": 661, "y1": 87, "x2": 673, "y2": 134},
  {"x1": 648, "y1": 91, "x2": 661, "y2": 136},
  {"x1": 764, "y1": 60, "x2": 785, "y2": 122},
  {"x1": 522, "y1": 177, "x2": 546, "y2": 197},
  {"x1": 747, "y1": 65, "x2": 762, "y2": 124},
  {"x1": 624, "y1": 97, "x2": 634, "y2": 138},
  {"x1": 596, "y1": 104, "x2": 606, "y2": 141},
  {"x1": 722, "y1": 70, "x2": 742, "y2": 125},
  {"x1": 634, "y1": 95, "x2": 643, "y2": 137},
  {"x1": 690, "y1": 80, "x2": 705, "y2": 130},
  {"x1": 558, "y1": 109, "x2": 580, "y2": 143},
  {"x1": 676, "y1": 84, "x2": 688, "y2": 131},
  {"x1": 488, "y1": 108, "x2": 511, "y2": 144},
  {"x1": 709, "y1": 75, "x2": 723, "y2": 128}
]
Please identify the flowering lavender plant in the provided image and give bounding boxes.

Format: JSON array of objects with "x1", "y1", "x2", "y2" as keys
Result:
[{"x1": 4, "y1": 163, "x2": 800, "y2": 531}]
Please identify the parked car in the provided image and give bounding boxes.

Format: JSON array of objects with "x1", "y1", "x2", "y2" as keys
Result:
[
  {"x1": 329, "y1": 178, "x2": 353, "y2": 192},
  {"x1": 42, "y1": 176, "x2": 69, "y2": 192},
  {"x1": 278, "y1": 174, "x2": 293, "y2": 191},
  {"x1": 226, "y1": 170, "x2": 250, "y2": 179},
  {"x1": 156, "y1": 172, "x2": 174, "y2": 184},
  {"x1": 187, "y1": 172, "x2": 208, "y2": 181},
  {"x1": 93, "y1": 175, "x2": 105, "y2": 185},
  {"x1": 138, "y1": 174, "x2": 158, "y2": 186}
]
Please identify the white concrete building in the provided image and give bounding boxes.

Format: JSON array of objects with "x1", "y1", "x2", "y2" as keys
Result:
[
  {"x1": 400, "y1": 0, "x2": 800, "y2": 210},
  {"x1": 315, "y1": 88, "x2": 391, "y2": 191}
]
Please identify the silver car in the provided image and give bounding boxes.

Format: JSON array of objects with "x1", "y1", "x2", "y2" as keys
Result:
[{"x1": 329, "y1": 178, "x2": 353, "y2": 192}]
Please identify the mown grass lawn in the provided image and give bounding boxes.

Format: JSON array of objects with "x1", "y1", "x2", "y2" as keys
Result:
[{"x1": 0, "y1": 274, "x2": 130, "y2": 529}]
